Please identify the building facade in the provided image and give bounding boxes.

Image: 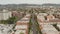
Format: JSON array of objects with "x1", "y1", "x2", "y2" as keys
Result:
[{"x1": 0, "y1": 9, "x2": 12, "y2": 20}]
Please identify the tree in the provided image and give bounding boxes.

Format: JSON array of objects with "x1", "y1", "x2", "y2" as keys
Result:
[
  {"x1": 20, "y1": 32, "x2": 24, "y2": 34},
  {"x1": 7, "y1": 16, "x2": 17, "y2": 24}
]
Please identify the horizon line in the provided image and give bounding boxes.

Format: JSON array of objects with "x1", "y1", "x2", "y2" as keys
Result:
[{"x1": 0, "y1": 3, "x2": 60, "y2": 5}]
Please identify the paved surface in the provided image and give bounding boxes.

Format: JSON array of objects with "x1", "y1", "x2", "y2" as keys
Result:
[{"x1": 31, "y1": 13, "x2": 38, "y2": 34}]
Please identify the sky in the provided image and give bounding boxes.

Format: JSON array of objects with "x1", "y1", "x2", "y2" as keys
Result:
[{"x1": 0, "y1": 0, "x2": 60, "y2": 4}]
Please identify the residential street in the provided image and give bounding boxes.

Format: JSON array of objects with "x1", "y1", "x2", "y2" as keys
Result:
[{"x1": 31, "y1": 13, "x2": 38, "y2": 34}]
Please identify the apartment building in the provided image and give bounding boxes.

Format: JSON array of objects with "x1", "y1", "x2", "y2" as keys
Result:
[
  {"x1": 39, "y1": 24, "x2": 59, "y2": 34},
  {"x1": 37, "y1": 13, "x2": 60, "y2": 34},
  {"x1": 0, "y1": 9, "x2": 12, "y2": 20},
  {"x1": 12, "y1": 11, "x2": 26, "y2": 19},
  {"x1": 11, "y1": 14, "x2": 31, "y2": 34},
  {"x1": 37, "y1": 13, "x2": 60, "y2": 24}
]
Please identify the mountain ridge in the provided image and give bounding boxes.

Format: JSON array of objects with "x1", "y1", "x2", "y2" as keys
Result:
[{"x1": 0, "y1": 3, "x2": 60, "y2": 9}]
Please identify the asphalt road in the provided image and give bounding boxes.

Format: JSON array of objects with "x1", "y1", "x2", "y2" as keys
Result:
[{"x1": 31, "y1": 13, "x2": 38, "y2": 34}]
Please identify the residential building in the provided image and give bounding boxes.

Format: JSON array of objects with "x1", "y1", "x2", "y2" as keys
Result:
[{"x1": 0, "y1": 9, "x2": 12, "y2": 20}]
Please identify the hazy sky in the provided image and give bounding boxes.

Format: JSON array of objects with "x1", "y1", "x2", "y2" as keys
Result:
[{"x1": 0, "y1": 0, "x2": 60, "y2": 4}]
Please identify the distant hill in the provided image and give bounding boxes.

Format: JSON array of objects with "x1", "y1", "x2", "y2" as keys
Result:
[
  {"x1": 0, "y1": 4, "x2": 41, "y2": 9},
  {"x1": 0, "y1": 3, "x2": 60, "y2": 9},
  {"x1": 42, "y1": 3, "x2": 60, "y2": 7}
]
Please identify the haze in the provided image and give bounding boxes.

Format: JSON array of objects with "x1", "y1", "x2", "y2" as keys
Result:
[{"x1": 0, "y1": 0, "x2": 60, "y2": 4}]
